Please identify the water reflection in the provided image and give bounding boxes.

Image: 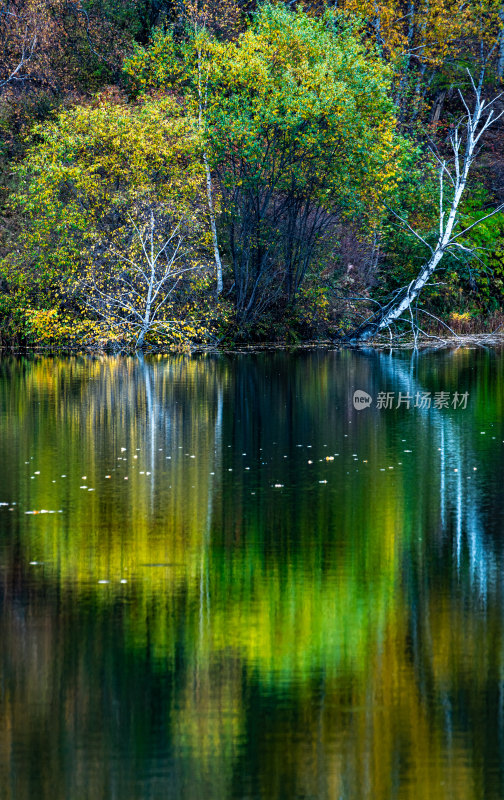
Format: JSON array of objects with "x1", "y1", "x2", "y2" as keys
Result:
[{"x1": 0, "y1": 350, "x2": 503, "y2": 799}]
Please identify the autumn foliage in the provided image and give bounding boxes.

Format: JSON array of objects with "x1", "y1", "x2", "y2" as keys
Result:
[{"x1": 1, "y1": 0, "x2": 504, "y2": 348}]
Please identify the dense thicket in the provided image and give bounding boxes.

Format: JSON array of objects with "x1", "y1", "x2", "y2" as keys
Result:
[{"x1": 1, "y1": 0, "x2": 504, "y2": 349}]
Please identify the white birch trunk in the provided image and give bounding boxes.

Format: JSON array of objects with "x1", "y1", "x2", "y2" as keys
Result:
[
  {"x1": 347, "y1": 81, "x2": 504, "y2": 342},
  {"x1": 197, "y1": 41, "x2": 223, "y2": 295},
  {"x1": 203, "y1": 151, "x2": 223, "y2": 294}
]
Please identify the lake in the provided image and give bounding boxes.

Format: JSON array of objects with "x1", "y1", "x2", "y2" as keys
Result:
[{"x1": 0, "y1": 349, "x2": 503, "y2": 799}]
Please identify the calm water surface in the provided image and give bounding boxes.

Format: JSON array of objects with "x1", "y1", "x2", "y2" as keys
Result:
[{"x1": 0, "y1": 349, "x2": 503, "y2": 799}]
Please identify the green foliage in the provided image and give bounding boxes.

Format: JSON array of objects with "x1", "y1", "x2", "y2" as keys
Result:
[
  {"x1": 1, "y1": 94, "x2": 235, "y2": 348},
  {"x1": 2, "y1": 0, "x2": 504, "y2": 348},
  {"x1": 458, "y1": 201, "x2": 504, "y2": 310},
  {"x1": 6, "y1": 95, "x2": 203, "y2": 297},
  {"x1": 125, "y1": 5, "x2": 408, "y2": 326}
]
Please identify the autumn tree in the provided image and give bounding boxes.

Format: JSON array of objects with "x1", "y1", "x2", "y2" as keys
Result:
[
  {"x1": 208, "y1": 6, "x2": 406, "y2": 322},
  {"x1": 4, "y1": 94, "x2": 214, "y2": 345},
  {"x1": 124, "y1": 0, "x2": 242, "y2": 297},
  {"x1": 339, "y1": 0, "x2": 504, "y2": 117},
  {"x1": 126, "y1": 5, "x2": 407, "y2": 326},
  {"x1": 0, "y1": 0, "x2": 132, "y2": 96},
  {"x1": 83, "y1": 208, "x2": 201, "y2": 348},
  {"x1": 347, "y1": 75, "x2": 504, "y2": 341}
]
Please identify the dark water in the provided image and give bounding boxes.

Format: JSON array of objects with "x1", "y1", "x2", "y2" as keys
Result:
[{"x1": 0, "y1": 349, "x2": 503, "y2": 799}]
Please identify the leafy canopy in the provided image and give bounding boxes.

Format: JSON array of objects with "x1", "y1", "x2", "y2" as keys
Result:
[{"x1": 8, "y1": 95, "x2": 207, "y2": 302}]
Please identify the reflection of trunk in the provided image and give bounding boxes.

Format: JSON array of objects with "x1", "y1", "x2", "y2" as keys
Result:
[
  {"x1": 379, "y1": 351, "x2": 491, "y2": 589},
  {"x1": 137, "y1": 353, "x2": 156, "y2": 510},
  {"x1": 198, "y1": 377, "x2": 223, "y2": 662}
]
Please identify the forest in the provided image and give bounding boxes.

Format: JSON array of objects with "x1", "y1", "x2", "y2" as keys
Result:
[{"x1": 1, "y1": 0, "x2": 504, "y2": 349}]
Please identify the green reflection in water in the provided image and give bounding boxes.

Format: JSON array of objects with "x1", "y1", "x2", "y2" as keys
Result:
[{"x1": 0, "y1": 351, "x2": 503, "y2": 800}]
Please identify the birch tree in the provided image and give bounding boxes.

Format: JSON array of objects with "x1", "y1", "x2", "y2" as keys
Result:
[
  {"x1": 8, "y1": 96, "x2": 208, "y2": 314},
  {"x1": 123, "y1": 0, "x2": 241, "y2": 297},
  {"x1": 83, "y1": 210, "x2": 197, "y2": 349},
  {"x1": 192, "y1": 29, "x2": 223, "y2": 295},
  {"x1": 347, "y1": 74, "x2": 504, "y2": 342}
]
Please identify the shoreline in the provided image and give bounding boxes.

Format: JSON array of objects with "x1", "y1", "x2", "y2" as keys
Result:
[{"x1": 2, "y1": 332, "x2": 504, "y2": 356}]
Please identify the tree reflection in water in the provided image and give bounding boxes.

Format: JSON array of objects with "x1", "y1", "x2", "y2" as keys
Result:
[{"x1": 0, "y1": 350, "x2": 503, "y2": 799}]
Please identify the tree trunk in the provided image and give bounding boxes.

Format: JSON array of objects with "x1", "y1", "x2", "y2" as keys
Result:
[
  {"x1": 346, "y1": 250, "x2": 444, "y2": 341},
  {"x1": 498, "y1": 3, "x2": 504, "y2": 79},
  {"x1": 196, "y1": 41, "x2": 224, "y2": 295},
  {"x1": 136, "y1": 327, "x2": 147, "y2": 349},
  {"x1": 203, "y1": 151, "x2": 223, "y2": 294},
  {"x1": 345, "y1": 81, "x2": 504, "y2": 343}
]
